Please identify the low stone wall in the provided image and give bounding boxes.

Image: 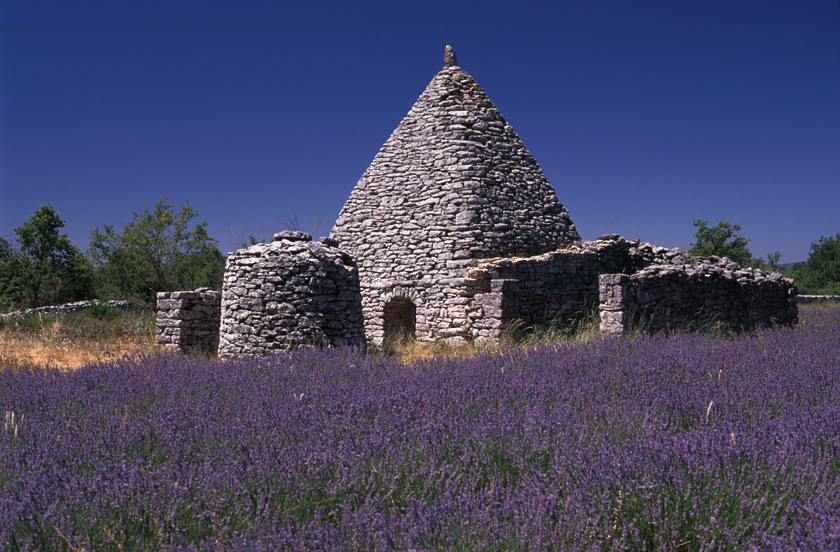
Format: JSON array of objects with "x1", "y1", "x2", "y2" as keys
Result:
[
  {"x1": 1, "y1": 300, "x2": 132, "y2": 318},
  {"x1": 218, "y1": 231, "x2": 365, "y2": 359},
  {"x1": 155, "y1": 288, "x2": 221, "y2": 355},
  {"x1": 599, "y1": 262, "x2": 797, "y2": 335},
  {"x1": 796, "y1": 295, "x2": 840, "y2": 304}
]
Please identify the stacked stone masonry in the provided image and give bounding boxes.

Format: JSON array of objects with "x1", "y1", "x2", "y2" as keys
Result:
[
  {"x1": 599, "y1": 259, "x2": 798, "y2": 335},
  {"x1": 330, "y1": 52, "x2": 579, "y2": 345},
  {"x1": 464, "y1": 235, "x2": 673, "y2": 332},
  {"x1": 155, "y1": 288, "x2": 221, "y2": 355},
  {"x1": 156, "y1": 47, "x2": 802, "y2": 356},
  {"x1": 217, "y1": 231, "x2": 365, "y2": 359}
]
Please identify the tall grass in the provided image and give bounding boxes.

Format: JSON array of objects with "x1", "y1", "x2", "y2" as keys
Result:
[
  {"x1": 504, "y1": 308, "x2": 602, "y2": 347},
  {"x1": 0, "y1": 306, "x2": 159, "y2": 373},
  {"x1": 378, "y1": 309, "x2": 601, "y2": 363}
]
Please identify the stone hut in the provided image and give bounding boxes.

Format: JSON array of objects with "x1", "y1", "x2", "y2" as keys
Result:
[
  {"x1": 330, "y1": 47, "x2": 580, "y2": 344},
  {"x1": 156, "y1": 46, "x2": 798, "y2": 357},
  {"x1": 328, "y1": 46, "x2": 797, "y2": 345},
  {"x1": 217, "y1": 231, "x2": 365, "y2": 359}
]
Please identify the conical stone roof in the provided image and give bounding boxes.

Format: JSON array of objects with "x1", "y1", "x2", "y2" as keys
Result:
[{"x1": 330, "y1": 47, "x2": 580, "y2": 284}]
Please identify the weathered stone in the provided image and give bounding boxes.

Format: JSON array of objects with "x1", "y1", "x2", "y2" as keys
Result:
[
  {"x1": 217, "y1": 237, "x2": 365, "y2": 359},
  {"x1": 328, "y1": 50, "x2": 581, "y2": 345},
  {"x1": 273, "y1": 231, "x2": 312, "y2": 242},
  {"x1": 598, "y1": 263, "x2": 797, "y2": 335},
  {"x1": 444, "y1": 45, "x2": 458, "y2": 67},
  {"x1": 155, "y1": 290, "x2": 221, "y2": 355}
]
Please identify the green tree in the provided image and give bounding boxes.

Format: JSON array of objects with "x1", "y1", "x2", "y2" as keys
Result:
[
  {"x1": 689, "y1": 220, "x2": 754, "y2": 266},
  {"x1": 787, "y1": 233, "x2": 840, "y2": 295},
  {"x1": 88, "y1": 197, "x2": 224, "y2": 306},
  {"x1": 2, "y1": 205, "x2": 92, "y2": 308},
  {"x1": 173, "y1": 246, "x2": 225, "y2": 292},
  {"x1": 0, "y1": 237, "x2": 18, "y2": 309},
  {"x1": 766, "y1": 251, "x2": 782, "y2": 272}
]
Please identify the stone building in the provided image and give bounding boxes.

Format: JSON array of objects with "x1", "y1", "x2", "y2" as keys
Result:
[
  {"x1": 330, "y1": 46, "x2": 581, "y2": 344},
  {"x1": 157, "y1": 46, "x2": 798, "y2": 357},
  {"x1": 328, "y1": 46, "x2": 797, "y2": 345}
]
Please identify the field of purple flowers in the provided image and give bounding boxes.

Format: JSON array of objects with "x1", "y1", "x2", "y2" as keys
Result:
[{"x1": 2, "y1": 308, "x2": 839, "y2": 551}]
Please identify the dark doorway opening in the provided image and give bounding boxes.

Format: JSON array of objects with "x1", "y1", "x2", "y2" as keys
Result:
[{"x1": 383, "y1": 297, "x2": 416, "y2": 341}]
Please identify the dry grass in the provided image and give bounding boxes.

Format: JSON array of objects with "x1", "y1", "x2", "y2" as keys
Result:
[
  {"x1": 799, "y1": 299, "x2": 840, "y2": 311},
  {"x1": 5, "y1": 302, "x2": 831, "y2": 372},
  {"x1": 0, "y1": 307, "x2": 161, "y2": 373},
  {"x1": 378, "y1": 309, "x2": 602, "y2": 364},
  {"x1": 377, "y1": 334, "x2": 483, "y2": 364}
]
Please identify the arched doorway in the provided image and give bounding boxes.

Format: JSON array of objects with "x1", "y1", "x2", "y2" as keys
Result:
[{"x1": 383, "y1": 297, "x2": 416, "y2": 341}]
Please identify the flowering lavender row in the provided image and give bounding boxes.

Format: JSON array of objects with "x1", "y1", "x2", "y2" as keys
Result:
[{"x1": 2, "y1": 318, "x2": 839, "y2": 550}]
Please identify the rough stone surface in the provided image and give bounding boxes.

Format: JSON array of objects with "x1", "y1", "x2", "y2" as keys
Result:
[
  {"x1": 467, "y1": 236, "x2": 664, "y2": 325},
  {"x1": 155, "y1": 288, "x2": 221, "y2": 355},
  {"x1": 598, "y1": 260, "x2": 798, "y2": 335},
  {"x1": 330, "y1": 53, "x2": 580, "y2": 344},
  {"x1": 217, "y1": 233, "x2": 365, "y2": 359}
]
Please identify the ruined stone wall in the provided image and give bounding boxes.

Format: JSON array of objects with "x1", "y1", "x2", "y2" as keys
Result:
[
  {"x1": 155, "y1": 288, "x2": 221, "y2": 355},
  {"x1": 466, "y1": 249, "x2": 602, "y2": 328},
  {"x1": 464, "y1": 236, "x2": 682, "y2": 331},
  {"x1": 599, "y1": 262, "x2": 798, "y2": 335},
  {"x1": 468, "y1": 279, "x2": 520, "y2": 343},
  {"x1": 341, "y1": 235, "x2": 683, "y2": 345},
  {"x1": 218, "y1": 232, "x2": 365, "y2": 359},
  {"x1": 2, "y1": 300, "x2": 132, "y2": 318}
]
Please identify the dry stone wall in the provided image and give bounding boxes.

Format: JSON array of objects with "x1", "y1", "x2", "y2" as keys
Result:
[
  {"x1": 465, "y1": 235, "x2": 681, "y2": 331},
  {"x1": 218, "y1": 231, "x2": 365, "y2": 359},
  {"x1": 156, "y1": 48, "x2": 806, "y2": 353},
  {"x1": 599, "y1": 260, "x2": 798, "y2": 335},
  {"x1": 329, "y1": 55, "x2": 580, "y2": 344},
  {"x1": 155, "y1": 288, "x2": 221, "y2": 355},
  {"x1": 2, "y1": 300, "x2": 131, "y2": 318},
  {"x1": 468, "y1": 279, "x2": 520, "y2": 342}
]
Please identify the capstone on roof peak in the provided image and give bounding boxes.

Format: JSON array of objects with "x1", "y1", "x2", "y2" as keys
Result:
[{"x1": 444, "y1": 45, "x2": 457, "y2": 67}]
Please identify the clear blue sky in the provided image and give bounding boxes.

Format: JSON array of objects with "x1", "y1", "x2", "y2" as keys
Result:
[{"x1": 2, "y1": 1, "x2": 838, "y2": 263}]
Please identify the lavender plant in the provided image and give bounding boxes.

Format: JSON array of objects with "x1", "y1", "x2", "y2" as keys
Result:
[{"x1": 1, "y1": 316, "x2": 839, "y2": 550}]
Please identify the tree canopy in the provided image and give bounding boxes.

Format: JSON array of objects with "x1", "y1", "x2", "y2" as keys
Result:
[
  {"x1": 787, "y1": 233, "x2": 840, "y2": 295},
  {"x1": 0, "y1": 204, "x2": 91, "y2": 309},
  {"x1": 688, "y1": 220, "x2": 754, "y2": 266},
  {"x1": 88, "y1": 197, "x2": 224, "y2": 306}
]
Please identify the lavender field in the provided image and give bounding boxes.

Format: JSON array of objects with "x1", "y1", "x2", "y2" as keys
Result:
[{"x1": 2, "y1": 309, "x2": 839, "y2": 551}]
